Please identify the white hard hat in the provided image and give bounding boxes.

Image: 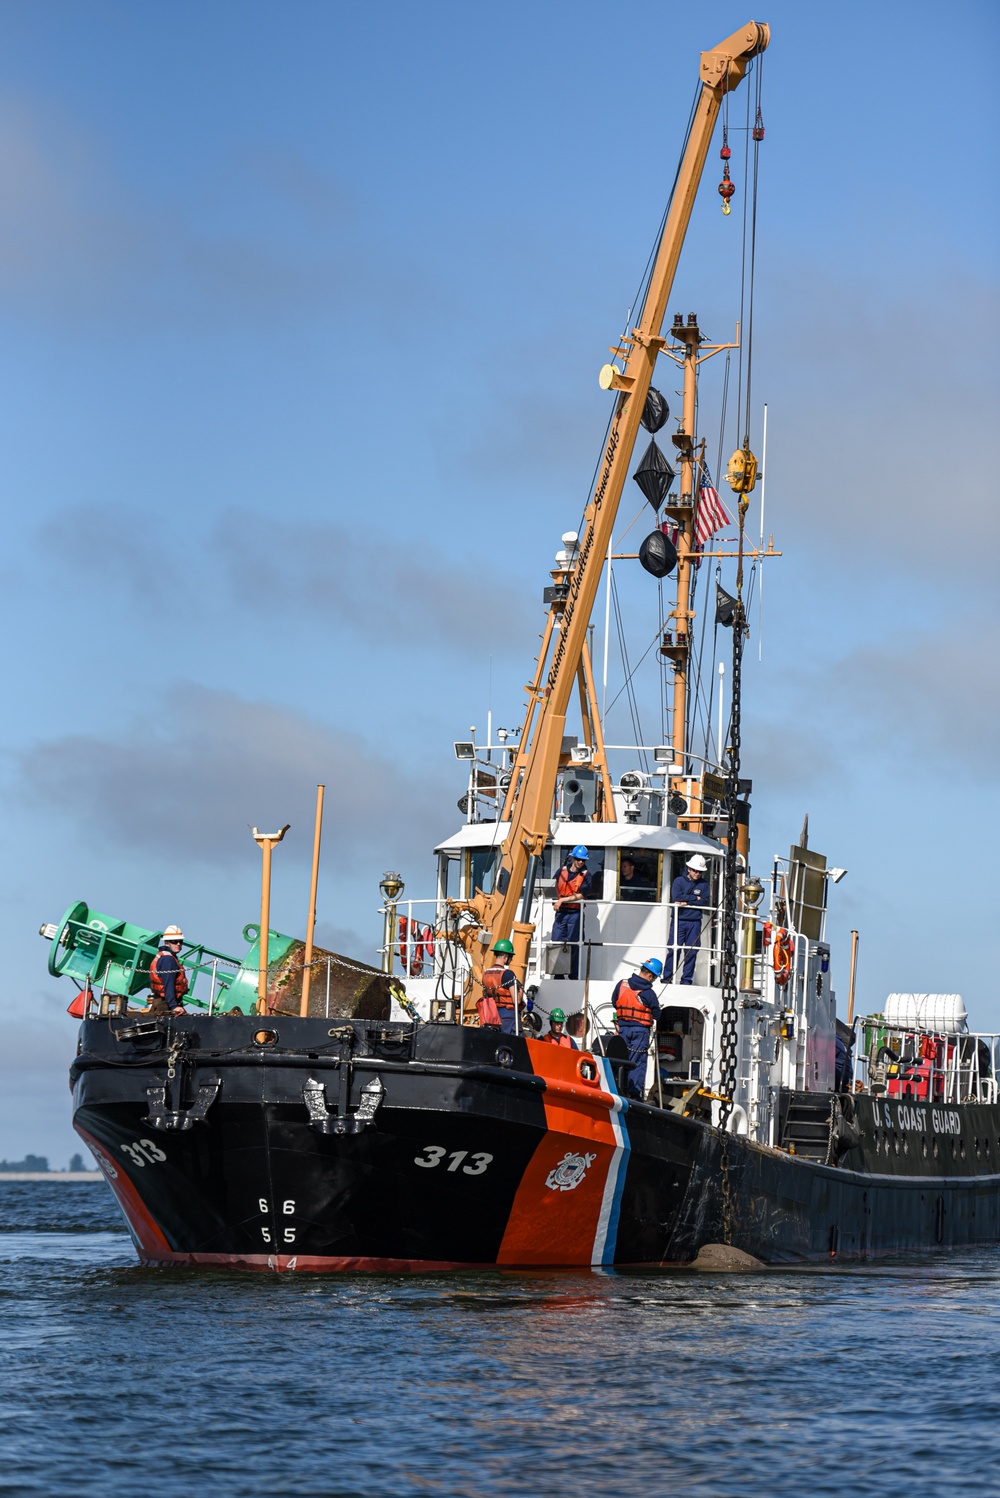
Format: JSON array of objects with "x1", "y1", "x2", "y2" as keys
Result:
[
  {"x1": 686, "y1": 854, "x2": 708, "y2": 872},
  {"x1": 162, "y1": 925, "x2": 184, "y2": 941}
]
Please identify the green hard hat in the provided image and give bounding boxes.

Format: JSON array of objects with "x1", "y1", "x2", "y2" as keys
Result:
[
  {"x1": 550, "y1": 1008, "x2": 566, "y2": 1023},
  {"x1": 492, "y1": 938, "x2": 515, "y2": 955}
]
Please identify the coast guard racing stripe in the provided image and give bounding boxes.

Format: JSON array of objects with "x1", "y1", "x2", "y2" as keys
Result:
[{"x1": 496, "y1": 1042, "x2": 630, "y2": 1267}]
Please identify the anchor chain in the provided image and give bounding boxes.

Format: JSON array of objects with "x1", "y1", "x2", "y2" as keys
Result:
[
  {"x1": 718, "y1": 426, "x2": 755, "y2": 1239},
  {"x1": 717, "y1": 598, "x2": 744, "y2": 1243},
  {"x1": 719, "y1": 604, "x2": 744, "y2": 1127}
]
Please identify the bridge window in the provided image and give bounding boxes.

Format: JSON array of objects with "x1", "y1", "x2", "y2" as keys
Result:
[
  {"x1": 617, "y1": 850, "x2": 660, "y2": 902},
  {"x1": 465, "y1": 847, "x2": 500, "y2": 897}
]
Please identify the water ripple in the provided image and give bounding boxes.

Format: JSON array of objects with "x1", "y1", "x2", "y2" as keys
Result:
[{"x1": 0, "y1": 1183, "x2": 997, "y2": 1497}]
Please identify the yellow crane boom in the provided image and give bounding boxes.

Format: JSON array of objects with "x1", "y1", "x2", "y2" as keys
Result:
[{"x1": 453, "y1": 20, "x2": 770, "y2": 994}]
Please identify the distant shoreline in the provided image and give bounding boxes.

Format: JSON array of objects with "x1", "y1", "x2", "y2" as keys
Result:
[{"x1": 0, "y1": 1172, "x2": 102, "y2": 1182}]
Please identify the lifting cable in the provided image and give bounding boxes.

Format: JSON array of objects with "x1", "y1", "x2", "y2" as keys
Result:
[{"x1": 719, "y1": 52, "x2": 765, "y2": 1146}]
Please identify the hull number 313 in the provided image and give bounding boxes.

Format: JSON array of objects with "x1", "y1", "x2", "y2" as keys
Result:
[{"x1": 414, "y1": 1146, "x2": 493, "y2": 1174}]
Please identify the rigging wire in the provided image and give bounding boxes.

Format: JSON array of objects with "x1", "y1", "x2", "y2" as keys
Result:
[
  {"x1": 604, "y1": 623, "x2": 664, "y2": 721},
  {"x1": 733, "y1": 61, "x2": 753, "y2": 453},
  {"x1": 742, "y1": 56, "x2": 764, "y2": 446},
  {"x1": 657, "y1": 574, "x2": 668, "y2": 746},
  {"x1": 563, "y1": 83, "x2": 702, "y2": 759},
  {"x1": 688, "y1": 349, "x2": 732, "y2": 765},
  {"x1": 609, "y1": 569, "x2": 649, "y2": 769},
  {"x1": 570, "y1": 83, "x2": 702, "y2": 555}
]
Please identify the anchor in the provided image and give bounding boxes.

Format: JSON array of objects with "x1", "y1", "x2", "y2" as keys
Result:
[
  {"x1": 144, "y1": 1034, "x2": 222, "y2": 1131},
  {"x1": 145, "y1": 1076, "x2": 221, "y2": 1131},
  {"x1": 303, "y1": 1074, "x2": 384, "y2": 1136}
]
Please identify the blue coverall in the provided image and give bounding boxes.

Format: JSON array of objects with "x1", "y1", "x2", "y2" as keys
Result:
[
  {"x1": 613, "y1": 973, "x2": 661, "y2": 1099},
  {"x1": 663, "y1": 871, "x2": 711, "y2": 985},
  {"x1": 552, "y1": 864, "x2": 592, "y2": 979},
  {"x1": 835, "y1": 1035, "x2": 853, "y2": 1092}
]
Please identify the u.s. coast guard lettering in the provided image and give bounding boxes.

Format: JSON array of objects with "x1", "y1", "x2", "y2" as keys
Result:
[{"x1": 881, "y1": 1101, "x2": 962, "y2": 1135}]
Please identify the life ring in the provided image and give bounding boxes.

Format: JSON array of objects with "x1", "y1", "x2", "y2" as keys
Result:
[
  {"x1": 415, "y1": 924, "x2": 435, "y2": 970},
  {"x1": 772, "y1": 927, "x2": 793, "y2": 988},
  {"x1": 397, "y1": 916, "x2": 424, "y2": 977}
]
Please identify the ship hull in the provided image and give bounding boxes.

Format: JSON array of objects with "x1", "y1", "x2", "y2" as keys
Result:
[{"x1": 72, "y1": 1016, "x2": 1000, "y2": 1270}]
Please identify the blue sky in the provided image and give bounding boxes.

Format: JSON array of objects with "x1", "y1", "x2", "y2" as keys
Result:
[{"x1": 0, "y1": 0, "x2": 996, "y2": 1161}]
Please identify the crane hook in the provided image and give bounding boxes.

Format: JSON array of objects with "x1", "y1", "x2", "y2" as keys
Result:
[{"x1": 718, "y1": 161, "x2": 735, "y2": 215}]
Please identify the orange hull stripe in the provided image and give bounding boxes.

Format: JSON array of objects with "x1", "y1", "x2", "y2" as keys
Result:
[{"x1": 498, "y1": 1041, "x2": 621, "y2": 1266}]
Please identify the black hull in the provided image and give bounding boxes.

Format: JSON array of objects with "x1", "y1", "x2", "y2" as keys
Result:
[{"x1": 71, "y1": 1016, "x2": 1000, "y2": 1270}]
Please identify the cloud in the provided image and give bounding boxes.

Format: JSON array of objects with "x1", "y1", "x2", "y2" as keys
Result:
[
  {"x1": 831, "y1": 619, "x2": 999, "y2": 782},
  {"x1": 38, "y1": 502, "x2": 535, "y2": 651},
  {"x1": 208, "y1": 507, "x2": 534, "y2": 647},
  {"x1": 0, "y1": 97, "x2": 399, "y2": 330},
  {"x1": 17, "y1": 682, "x2": 451, "y2": 867},
  {"x1": 753, "y1": 261, "x2": 1000, "y2": 569},
  {"x1": 744, "y1": 612, "x2": 1000, "y2": 797}
]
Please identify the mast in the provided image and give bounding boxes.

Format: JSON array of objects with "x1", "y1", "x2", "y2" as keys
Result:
[
  {"x1": 659, "y1": 316, "x2": 739, "y2": 831},
  {"x1": 668, "y1": 317, "x2": 699, "y2": 769},
  {"x1": 453, "y1": 20, "x2": 771, "y2": 990}
]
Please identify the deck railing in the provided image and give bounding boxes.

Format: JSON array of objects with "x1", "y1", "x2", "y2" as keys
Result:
[{"x1": 381, "y1": 895, "x2": 724, "y2": 989}]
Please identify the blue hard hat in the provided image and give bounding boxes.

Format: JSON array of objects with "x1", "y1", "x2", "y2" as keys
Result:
[
  {"x1": 640, "y1": 957, "x2": 663, "y2": 977},
  {"x1": 570, "y1": 844, "x2": 589, "y2": 860}
]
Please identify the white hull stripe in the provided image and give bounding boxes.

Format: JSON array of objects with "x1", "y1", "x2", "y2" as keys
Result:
[{"x1": 592, "y1": 1058, "x2": 630, "y2": 1265}]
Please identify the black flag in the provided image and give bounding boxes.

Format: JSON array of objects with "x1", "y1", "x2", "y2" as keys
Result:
[
  {"x1": 716, "y1": 584, "x2": 737, "y2": 627},
  {"x1": 632, "y1": 439, "x2": 676, "y2": 511}
]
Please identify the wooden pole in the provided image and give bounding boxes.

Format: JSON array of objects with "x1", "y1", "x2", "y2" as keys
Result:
[
  {"x1": 299, "y1": 785, "x2": 325, "y2": 1018},
  {"x1": 847, "y1": 929, "x2": 860, "y2": 1025},
  {"x1": 258, "y1": 840, "x2": 273, "y2": 1016},
  {"x1": 251, "y1": 824, "x2": 290, "y2": 1016}
]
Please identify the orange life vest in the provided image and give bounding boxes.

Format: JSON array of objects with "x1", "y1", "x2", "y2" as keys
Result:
[
  {"x1": 150, "y1": 949, "x2": 189, "y2": 1002},
  {"x1": 556, "y1": 868, "x2": 586, "y2": 907},
  {"x1": 482, "y1": 963, "x2": 516, "y2": 1009},
  {"x1": 540, "y1": 1030, "x2": 574, "y2": 1048},
  {"x1": 477, "y1": 994, "x2": 501, "y2": 1028},
  {"x1": 613, "y1": 975, "x2": 654, "y2": 1027}
]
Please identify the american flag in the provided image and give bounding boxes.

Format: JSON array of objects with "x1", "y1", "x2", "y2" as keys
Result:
[
  {"x1": 693, "y1": 462, "x2": 734, "y2": 551},
  {"x1": 659, "y1": 461, "x2": 735, "y2": 566}
]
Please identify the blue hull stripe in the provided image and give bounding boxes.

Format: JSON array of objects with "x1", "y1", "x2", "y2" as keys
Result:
[{"x1": 592, "y1": 1058, "x2": 631, "y2": 1265}]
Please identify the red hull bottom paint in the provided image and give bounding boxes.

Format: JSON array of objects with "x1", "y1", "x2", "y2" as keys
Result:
[
  {"x1": 137, "y1": 1251, "x2": 485, "y2": 1273},
  {"x1": 133, "y1": 1252, "x2": 674, "y2": 1273}
]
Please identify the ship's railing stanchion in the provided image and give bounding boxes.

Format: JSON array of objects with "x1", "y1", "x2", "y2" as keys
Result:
[
  {"x1": 208, "y1": 959, "x2": 218, "y2": 1016},
  {"x1": 325, "y1": 957, "x2": 331, "y2": 1019}
]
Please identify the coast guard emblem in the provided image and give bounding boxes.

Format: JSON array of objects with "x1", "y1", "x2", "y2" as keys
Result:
[{"x1": 545, "y1": 1151, "x2": 597, "y2": 1192}]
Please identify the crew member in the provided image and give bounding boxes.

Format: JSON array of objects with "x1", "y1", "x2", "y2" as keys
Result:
[
  {"x1": 481, "y1": 939, "x2": 521, "y2": 1034},
  {"x1": 552, "y1": 845, "x2": 591, "y2": 979},
  {"x1": 612, "y1": 958, "x2": 662, "y2": 1098},
  {"x1": 618, "y1": 854, "x2": 648, "y2": 902},
  {"x1": 149, "y1": 925, "x2": 188, "y2": 1017},
  {"x1": 663, "y1": 854, "x2": 711, "y2": 985},
  {"x1": 540, "y1": 1007, "x2": 576, "y2": 1049}
]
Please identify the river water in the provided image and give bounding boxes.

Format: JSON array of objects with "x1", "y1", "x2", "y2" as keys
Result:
[{"x1": 0, "y1": 1181, "x2": 997, "y2": 1497}]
